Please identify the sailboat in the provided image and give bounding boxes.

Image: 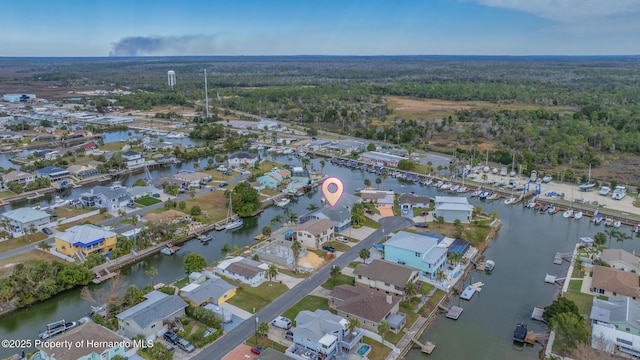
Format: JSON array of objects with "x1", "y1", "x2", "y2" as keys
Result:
[
  {"x1": 509, "y1": 152, "x2": 516, "y2": 177},
  {"x1": 578, "y1": 164, "x2": 596, "y2": 191},
  {"x1": 504, "y1": 188, "x2": 516, "y2": 205},
  {"x1": 483, "y1": 149, "x2": 490, "y2": 173},
  {"x1": 225, "y1": 197, "x2": 243, "y2": 231}
]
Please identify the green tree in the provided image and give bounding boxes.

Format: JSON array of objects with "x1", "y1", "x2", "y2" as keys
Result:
[
  {"x1": 307, "y1": 203, "x2": 318, "y2": 211},
  {"x1": 378, "y1": 319, "x2": 390, "y2": 344},
  {"x1": 319, "y1": 159, "x2": 325, "y2": 174},
  {"x1": 543, "y1": 297, "x2": 581, "y2": 323},
  {"x1": 550, "y1": 312, "x2": 589, "y2": 351},
  {"x1": 364, "y1": 179, "x2": 371, "y2": 188},
  {"x1": 574, "y1": 259, "x2": 584, "y2": 277},
  {"x1": 375, "y1": 177, "x2": 382, "y2": 189},
  {"x1": 230, "y1": 182, "x2": 260, "y2": 217},
  {"x1": 178, "y1": 200, "x2": 186, "y2": 210},
  {"x1": 593, "y1": 232, "x2": 607, "y2": 246},
  {"x1": 183, "y1": 253, "x2": 207, "y2": 273},
  {"x1": 265, "y1": 264, "x2": 278, "y2": 283},
  {"x1": 291, "y1": 240, "x2": 302, "y2": 268},
  {"x1": 359, "y1": 248, "x2": 371, "y2": 263},
  {"x1": 190, "y1": 205, "x2": 202, "y2": 216},
  {"x1": 220, "y1": 243, "x2": 231, "y2": 258},
  {"x1": 347, "y1": 316, "x2": 361, "y2": 333},
  {"x1": 351, "y1": 202, "x2": 366, "y2": 227},
  {"x1": 605, "y1": 228, "x2": 620, "y2": 248},
  {"x1": 404, "y1": 281, "x2": 418, "y2": 301},
  {"x1": 397, "y1": 159, "x2": 415, "y2": 171},
  {"x1": 261, "y1": 226, "x2": 272, "y2": 237},
  {"x1": 330, "y1": 265, "x2": 342, "y2": 285},
  {"x1": 257, "y1": 321, "x2": 270, "y2": 338},
  {"x1": 367, "y1": 143, "x2": 376, "y2": 151}
]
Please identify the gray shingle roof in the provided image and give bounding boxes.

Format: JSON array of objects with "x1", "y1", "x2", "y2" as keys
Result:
[
  {"x1": 181, "y1": 278, "x2": 236, "y2": 305},
  {"x1": 116, "y1": 291, "x2": 187, "y2": 329},
  {"x1": 354, "y1": 259, "x2": 417, "y2": 288},
  {"x1": 294, "y1": 310, "x2": 346, "y2": 342},
  {"x1": 384, "y1": 231, "x2": 439, "y2": 254},
  {"x1": 591, "y1": 296, "x2": 640, "y2": 332}
]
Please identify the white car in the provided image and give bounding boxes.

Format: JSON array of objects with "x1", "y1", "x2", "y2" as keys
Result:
[{"x1": 336, "y1": 236, "x2": 349, "y2": 243}]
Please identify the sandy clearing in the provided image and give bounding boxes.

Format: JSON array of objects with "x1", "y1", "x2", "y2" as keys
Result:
[{"x1": 299, "y1": 251, "x2": 324, "y2": 269}]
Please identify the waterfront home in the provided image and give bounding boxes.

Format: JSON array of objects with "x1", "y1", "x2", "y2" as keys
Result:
[
  {"x1": 126, "y1": 185, "x2": 158, "y2": 200},
  {"x1": 257, "y1": 169, "x2": 290, "y2": 189},
  {"x1": 55, "y1": 224, "x2": 117, "y2": 260},
  {"x1": 298, "y1": 194, "x2": 360, "y2": 233},
  {"x1": 172, "y1": 171, "x2": 212, "y2": 188},
  {"x1": 228, "y1": 151, "x2": 259, "y2": 168},
  {"x1": 354, "y1": 259, "x2": 420, "y2": 297},
  {"x1": 214, "y1": 256, "x2": 268, "y2": 287},
  {"x1": 293, "y1": 219, "x2": 335, "y2": 249},
  {"x1": 1, "y1": 208, "x2": 51, "y2": 237},
  {"x1": 143, "y1": 141, "x2": 174, "y2": 152},
  {"x1": 2, "y1": 170, "x2": 35, "y2": 187},
  {"x1": 601, "y1": 249, "x2": 640, "y2": 274},
  {"x1": 79, "y1": 185, "x2": 130, "y2": 210},
  {"x1": 122, "y1": 150, "x2": 145, "y2": 168},
  {"x1": 328, "y1": 284, "x2": 405, "y2": 333},
  {"x1": 358, "y1": 151, "x2": 407, "y2": 167},
  {"x1": 591, "y1": 265, "x2": 640, "y2": 299},
  {"x1": 591, "y1": 296, "x2": 640, "y2": 356},
  {"x1": 179, "y1": 277, "x2": 237, "y2": 307},
  {"x1": 433, "y1": 196, "x2": 474, "y2": 223},
  {"x1": 398, "y1": 193, "x2": 431, "y2": 218},
  {"x1": 0, "y1": 130, "x2": 24, "y2": 141},
  {"x1": 286, "y1": 310, "x2": 363, "y2": 359},
  {"x1": 35, "y1": 166, "x2": 70, "y2": 182},
  {"x1": 66, "y1": 164, "x2": 100, "y2": 179},
  {"x1": 32, "y1": 321, "x2": 127, "y2": 360},
  {"x1": 116, "y1": 290, "x2": 188, "y2": 340},
  {"x1": 360, "y1": 189, "x2": 395, "y2": 209},
  {"x1": 77, "y1": 140, "x2": 99, "y2": 154},
  {"x1": 383, "y1": 231, "x2": 447, "y2": 281}
]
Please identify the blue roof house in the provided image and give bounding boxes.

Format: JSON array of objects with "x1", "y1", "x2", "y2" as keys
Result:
[{"x1": 383, "y1": 231, "x2": 447, "y2": 280}]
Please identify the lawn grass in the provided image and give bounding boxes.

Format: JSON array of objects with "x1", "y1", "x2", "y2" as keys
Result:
[
  {"x1": 420, "y1": 289, "x2": 447, "y2": 317},
  {"x1": 57, "y1": 213, "x2": 113, "y2": 230},
  {"x1": 245, "y1": 335, "x2": 289, "y2": 353},
  {"x1": 0, "y1": 190, "x2": 16, "y2": 198},
  {"x1": 0, "y1": 232, "x2": 47, "y2": 253},
  {"x1": 321, "y1": 274, "x2": 355, "y2": 290},
  {"x1": 567, "y1": 280, "x2": 583, "y2": 294},
  {"x1": 101, "y1": 142, "x2": 125, "y2": 151},
  {"x1": 260, "y1": 188, "x2": 281, "y2": 197},
  {"x1": 412, "y1": 207, "x2": 432, "y2": 217},
  {"x1": 362, "y1": 337, "x2": 390, "y2": 360},
  {"x1": 282, "y1": 295, "x2": 330, "y2": 324},
  {"x1": 200, "y1": 169, "x2": 235, "y2": 182},
  {"x1": 324, "y1": 241, "x2": 350, "y2": 252},
  {"x1": 183, "y1": 190, "x2": 229, "y2": 223},
  {"x1": 386, "y1": 299, "x2": 421, "y2": 345},
  {"x1": 227, "y1": 281, "x2": 289, "y2": 312},
  {"x1": 362, "y1": 217, "x2": 381, "y2": 229},
  {"x1": 278, "y1": 269, "x2": 310, "y2": 279},
  {"x1": 174, "y1": 276, "x2": 189, "y2": 288},
  {"x1": 135, "y1": 196, "x2": 162, "y2": 206},
  {"x1": 256, "y1": 160, "x2": 284, "y2": 173},
  {"x1": 55, "y1": 206, "x2": 95, "y2": 218},
  {"x1": 0, "y1": 249, "x2": 61, "y2": 278},
  {"x1": 346, "y1": 261, "x2": 360, "y2": 269},
  {"x1": 562, "y1": 292, "x2": 595, "y2": 317}
]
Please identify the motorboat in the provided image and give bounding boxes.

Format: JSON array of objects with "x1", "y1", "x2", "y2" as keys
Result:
[
  {"x1": 574, "y1": 211, "x2": 583, "y2": 220},
  {"x1": 547, "y1": 205, "x2": 556, "y2": 214},
  {"x1": 529, "y1": 170, "x2": 537, "y2": 182},
  {"x1": 500, "y1": 167, "x2": 508, "y2": 176},
  {"x1": 198, "y1": 233, "x2": 213, "y2": 243},
  {"x1": 526, "y1": 201, "x2": 536, "y2": 209},
  {"x1": 440, "y1": 183, "x2": 450, "y2": 190},
  {"x1": 612, "y1": 186, "x2": 627, "y2": 200},
  {"x1": 542, "y1": 175, "x2": 552, "y2": 183},
  {"x1": 604, "y1": 217, "x2": 613, "y2": 227},
  {"x1": 492, "y1": 168, "x2": 499, "y2": 174},
  {"x1": 479, "y1": 191, "x2": 489, "y2": 200},
  {"x1": 486, "y1": 193, "x2": 498, "y2": 201},
  {"x1": 539, "y1": 204, "x2": 549, "y2": 213},
  {"x1": 471, "y1": 188, "x2": 482, "y2": 197},
  {"x1": 485, "y1": 260, "x2": 495, "y2": 272},
  {"x1": 456, "y1": 186, "x2": 467, "y2": 193},
  {"x1": 563, "y1": 208, "x2": 574, "y2": 218},
  {"x1": 594, "y1": 214, "x2": 604, "y2": 224},
  {"x1": 39, "y1": 320, "x2": 77, "y2": 340},
  {"x1": 449, "y1": 185, "x2": 459, "y2": 192},
  {"x1": 504, "y1": 197, "x2": 516, "y2": 205},
  {"x1": 599, "y1": 186, "x2": 611, "y2": 196},
  {"x1": 613, "y1": 219, "x2": 621, "y2": 228},
  {"x1": 497, "y1": 179, "x2": 506, "y2": 187},
  {"x1": 275, "y1": 198, "x2": 291, "y2": 208},
  {"x1": 513, "y1": 322, "x2": 527, "y2": 343},
  {"x1": 634, "y1": 223, "x2": 640, "y2": 233}
]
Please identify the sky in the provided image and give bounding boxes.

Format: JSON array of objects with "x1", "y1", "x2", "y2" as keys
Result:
[{"x1": 1, "y1": 0, "x2": 640, "y2": 57}]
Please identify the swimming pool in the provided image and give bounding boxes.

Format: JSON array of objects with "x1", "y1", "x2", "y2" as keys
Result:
[
  {"x1": 356, "y1": 344, "x2": 371, "y2": 356},
  {"x1": 453, "y1": 271, "x2": 461, "y2": 278}
]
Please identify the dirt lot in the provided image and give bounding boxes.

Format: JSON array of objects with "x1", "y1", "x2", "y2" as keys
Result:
[{"x1": 0, "y1": 250, "x2": 61, "y2": 278}]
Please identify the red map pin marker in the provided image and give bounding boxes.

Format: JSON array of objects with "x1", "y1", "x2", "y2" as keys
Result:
[{"x1": 321, "y1": 177, "x2": 344, "y2": 207}]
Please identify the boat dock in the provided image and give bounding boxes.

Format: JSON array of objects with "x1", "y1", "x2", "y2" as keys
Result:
[
  {"x1": 553, "y1": 252, "x2": 572, "y2": 265},
  {"x1": 410, "y1": 338, "x2": 436, "y2": 354},
  {"x1": 214, "y1": 215, "x2": 241, "y2": 231},
  {"x1": 460, "y1": 285, "x2": 476, "y2": 300},
  {"x1": 531, "y1": 307, "x2": 545, "y2": 322},
  {"x1": 544, "y1": 274, "x2": 565, "y2": 285},
  {"x1": 92, "y1": 268, "x2": 118, "y2": 284},
  {"x1": 446, "y1": 306, "x2": 464, "y2": 320}
]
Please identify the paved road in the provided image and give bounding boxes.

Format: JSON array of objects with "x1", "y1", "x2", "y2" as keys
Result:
[
  {"x1": 0, "y1": 172, "x2": 250, "y2": 261},
  {"x1": 192, "y1": 216, "x2": 413, "y2": 360}
]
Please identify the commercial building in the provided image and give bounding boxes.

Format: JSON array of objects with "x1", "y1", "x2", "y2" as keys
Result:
[
  {"x1": 359, "y1": 151, "x2": 408, "y2": 167},
  {"x1": 3, "y1": 93, "x2": 36, "y2": 102}
]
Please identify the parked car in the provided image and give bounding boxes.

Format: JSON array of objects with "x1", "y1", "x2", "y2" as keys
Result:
[
  {"x1": 177, "y1": 339, "x2": 194, "y2": 353},
  {"x1": 163, "y1": 331, "x2": 179, "y2": 345},
  {"x1": 336, "y1": 236, "x2": 348, "y2": 243},
  {"x1": 322, "y1": 245, "x2": 336, "y2": 253},
  {"x1": 271, "y1": 316, "x2": 292, "y2": 329},
  {"x1": 365, "y1": 209, "x2": 374, "y2": 215},
  {"x1": 126, "y1": 202, "x2": 136, "y2": 208},
  {"x1": 415, "y1": 222, "x2": 429, "y2": 228},
  {"x1": 285, "y1": 330, "x2": 294, "y2": 340},
  {"x1": 218, "y1": 182, "x2": 229, "y2": 188},
  {"x1": 251, "y1": 346, "x2": 264, "y2": 355},
  {"x1": 42, "y1": 227, "x2": 53, "y2": 235},
  {"x1": 152, "y1": 193, "x2": 161, "y2": 198}
]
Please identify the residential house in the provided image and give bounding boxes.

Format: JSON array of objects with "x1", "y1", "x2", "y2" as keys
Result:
[
  {"x1": 35, "y1": 166, "x2": 70, "y2": 182},
  {"x1": 228, "y1": 152, "x2": 259, "y2": 168},
  {"x1": 601, "y1": 249, "x2": 640, "y2": 273},
  {"x1": 55, "y1": 224, "x2": 118, "y2": 260},
  {"x1": 383, "y1": 231, "x2": 448, "y2": 281},
  {"x1": 398, "y1": 193, "x2": 430, "y2": 218},
  {"x1": 257, "y1": 169, "x2": 290, "y2": 189},
  {"x1": 299, "y1": 193, "x2": 360, "y2": 233},
  {"x1": 1, "y1": 208, "x2": 50, "y2": 237},
  {"x1": 77, "y1": 141, "x2": 99, "y2": 155},
  {"x1": 286, "y1": 310, "x2": 363, "y2": 360},
  {"x1": 122, "y1": 150, "x2": 145, "y2": 168},
  {"x1": 144, "y1": 141, "x2": 174, "y2": 152},
  {"x1": 591, "y1": 296, "x2": 640, "y2": 357},
  {"x1": 214, "y1": 256, "x2": 268, "y2": 287},
  {"x1": 179, "y1": 277, "x2": 237, "y2": 307},
  {"x1": 0, "y1": 130, "x2": 24, "y2": 142},
  {"x1": 360, "y1": 189, "x2": 395, "y2": 208},
  {"x1": 294, "y1": 219, "x2": 335, "y2": 249},
  {"x1": 32, "y1": 321, "x2": 128, "y2": 360},
  {"x1": 358, "y1": 151, "x2": 407, "y2": 167},
  {"x1": 116, "y1": 290, "x2": 188, "y2": 340},
  {"x1": 2, "y1": 170, "x2": 35, "y2": 187},
  {"x1": 433, "y1": 196, "x2": 474, "y2": 223},
  {"x1": 127, "y1": 185, "x2": 159, "y2": 200},
  {"x1": 591, "y1": 265, "x2": 640, "y2": 299},
  {"x1": 79, "y1": 185, "x2": 130, "y2": 210},
  {"x1": 354, "y1": 259, "x2": 420, "y2": 297},
  {"x1": 172, "y1": 171, "x2": 212, "y2": 188},
  {"x1": 67, "y1": 164, "x2": 100, "y2": 179},
  {"x1": 328, "y1": 285, "x2": 405, "y2": 333}
]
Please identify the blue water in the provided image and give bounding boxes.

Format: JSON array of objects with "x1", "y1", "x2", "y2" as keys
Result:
[
  {"x1": 356, "y1": 344, "x2": 371, "y2": 356},
  {"x1": 453, "y1": 271, "x2": 461, "y2": 278}
]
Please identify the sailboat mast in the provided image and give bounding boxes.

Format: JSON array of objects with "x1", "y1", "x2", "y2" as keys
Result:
[{"x1": 204, "y1": 69, "x2": 209, "y2": 118}]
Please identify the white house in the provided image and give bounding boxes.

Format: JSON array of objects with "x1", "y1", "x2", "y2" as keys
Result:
[
  {"x1": 79, "y1": 186, "x2": 131, "y2": 210},
  {"x1": 433, "y1": 196, "x2": 474, "y2": 223},
  {"x1": 294, "y1": 219, "x2": 335, "y2": 249},
  {"x1": 172, "y1": 172, "x2": 212, "y2": 188},
  {"x1": 214, "y1": 256, "x2": 268, "y2": 287},
  {"x1": 591, "y1": 296, "x2": 640, "y2": 357},
  {"x1": 228, "y1": 152, "x2": 258, "y2": 168},
  {"x1": 1, "y1": 208, "x2": 51, "y2": 237},
  {"x1": 122, "y1": 151, "x2": 145, "y2": 168}
]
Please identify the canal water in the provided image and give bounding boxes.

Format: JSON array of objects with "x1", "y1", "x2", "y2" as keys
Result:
[{"x1": 1, "y1": 155, "x2": 639, "y2": 358}]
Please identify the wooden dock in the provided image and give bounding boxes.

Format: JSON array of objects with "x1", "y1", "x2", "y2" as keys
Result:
[
  {"x1": 92, "y1": 268, "x2": 118, "y2": 284},
  {"x1": 446, "y1": 306, "x2": 464, "y2": 320},
  {"x1": 553, "y1": 252, "x2": 572, "y2": 265},
  {"x1": 525, "y1": 331, "x2": 537, "y2": 345},
  {"x1": 410, "y1": 338, "x2": 436, "y2": 354}
]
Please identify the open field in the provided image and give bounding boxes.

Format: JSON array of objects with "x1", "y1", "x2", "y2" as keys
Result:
[
  {"x1": 281, "y1": 295, "x2": 332, "y2": 324},
  {"x1": 227, "y1": 281, "x2": 289, "y2": 312},
  {"x1": 57, "y1": 213, "x2": 113, "y2": 230},
  {"x1": 183, "y1": 190, "x2": 229, "y2": 222},
  {"x1": 0, "y1": 233, "x2": 47, "y2": 253},
  {"x1": 0, "y1": 250, "x2": 61, "y2": 278},
  {"x1": 55, "y1": 206, "x2": 95, "y2": 218}
]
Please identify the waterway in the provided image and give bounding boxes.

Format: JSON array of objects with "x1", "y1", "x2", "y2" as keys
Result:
[{"x1": 1, "y1": 155, "x2": 639, "y2": 358}]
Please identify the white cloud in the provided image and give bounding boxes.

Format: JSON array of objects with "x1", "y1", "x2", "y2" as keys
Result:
[{"x1": 467, "y1": 0, "x2": 640, "y2": 22}]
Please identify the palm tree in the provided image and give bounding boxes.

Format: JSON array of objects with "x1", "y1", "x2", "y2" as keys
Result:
[
  {"x1": 285, "y1": 209, "x2": 298, "y2": 224},
  {"x1": 265, "y1": 264, "x2": 278, "y2": 283},
  {"x1": 189, "y1": 188, "x2": 196, "y2": 199},
  {"x1": 145, "y1": 266, "x2": 158, "y2": 286},
  {"x1": 375, "y1": 177, "x2": 382, "y2": 189},
  {"x1": 37, "y1": 241, "x2": 52, "y2": 251},
  {"x1": 220, "y1": 243, "x2": 231, "y2": 257},
  {"x1": 330, "y1": 265, "x2": 341, "y2": 285},
  {"x1": 359, "y1": 248, "x2": 371, "y2": 263},
  {"x1": 574, "y1": 259, "x2": 584, "y2": 277},
  {"x1": 307, "y1": 203, "x2": 318, "y2": 211},
  {"x1": 605, "y1": 228, "x2": 621, "y2": 248},
  {"x1": 404, "y1": 281, "x2": 418, "y2": 301},
  {"x1": 351, "y1": 203, "x2": 366, "y2": 227},
  {"x1": 347, "y1": 317, "x2": 361, "y2": 334},
  {"x1": 435, "y1": 268, "x2": 447, "y2": 282},
  {"x1": 291, "y1": 240, "x2": 302, "y2": 269},
  {"x1": 364, "y1": 179, "x2": 371, "y2": 188},
  {"x1": 28, "y1": 224, "x2": 37, "y2": 241},
  {"x1": 378, "y1": 319, "x2": 390, "y2": 344},
  {"x1": 315, "y1": 234, "x2": 321, "y2": 250},
  {"x1": 616, "y1": 231, "x2": 632, "y2": 248},
  {"x1": 319, "y1": 159, "x2": 325, "y2": 174}
]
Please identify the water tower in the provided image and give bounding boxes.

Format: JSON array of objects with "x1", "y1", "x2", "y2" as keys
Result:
[{"x1": 167, "y1": 70, "x2": 176, "y2": 89}]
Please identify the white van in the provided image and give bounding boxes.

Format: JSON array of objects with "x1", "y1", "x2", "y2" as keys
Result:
[{"x1": 271, "y1": 316, "x2": 292, "y2": 329}]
